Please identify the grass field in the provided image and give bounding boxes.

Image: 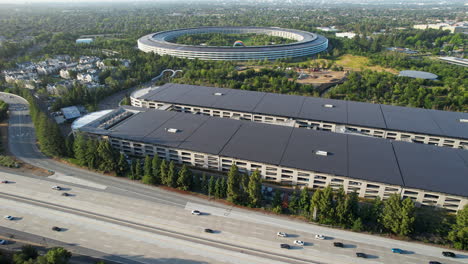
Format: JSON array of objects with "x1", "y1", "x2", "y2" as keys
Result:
[{"x1": 335, "y1": 55, "x2": 398, "y2": 74}]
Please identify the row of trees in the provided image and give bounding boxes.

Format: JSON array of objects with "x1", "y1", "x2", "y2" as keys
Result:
[{"x1": 9, "y1": 245, "x2": 71, "y2": 264}]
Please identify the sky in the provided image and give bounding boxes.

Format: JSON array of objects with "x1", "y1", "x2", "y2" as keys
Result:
[{"x1": 0, "y1": 0, "x2": 464, "y2": 3}]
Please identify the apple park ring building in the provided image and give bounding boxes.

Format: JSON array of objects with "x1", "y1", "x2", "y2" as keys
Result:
[{"x1": 137, "y1": 27, "x2": 329, "y2": 61}]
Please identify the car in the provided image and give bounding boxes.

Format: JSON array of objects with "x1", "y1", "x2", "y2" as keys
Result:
[
  {"x1": 356, "y1": 252, "x2": 367, "y2": 258},
  {"x1": 51, "y1": 226, "x2": 61, "y2": 231},
  {"x1": 204, "y1": 228, "x2": 214, "y2": 233},
  {"x1": 392, "y1": 248, "x2": 403, "y2": 254},
  {"x1": 293, "y1": 240, "x2": 304, "y2": 246},
  {"x1": 0, "y1": 240, "x2": 7, "y2": 245},
  {"x1": 191, "y1": 210, "x2": 201, "y2": 215},
  {"x1": 277, "y1": 232, "x2": 287, "y2": 237},
  {"x1": 442, "y1": 251, "x2": 456, "y2": 258},
  {"x1": 51, "y1": 186, "x2": 62, "y2": 191},
  {"x1": 429, "y1": 262, "x2": 441, "y2": 264},
  {"x1": 1, "y1": 180, "x2": 9, "y2": 184},
  {"x1": 61, "y1": 193, "x2": 70, "y2": 197},
  {"x1": 315, "y1": 234, "x2": 325, "y2": 240},
  {"x1": 280, "y1": 244, "x2": 291, "y2": 249},
  {"x1": 333, "y1": 242, "x2": 344, "y2": 248},
  {"x1": 4, "y1": 215, "x2": 14, "y2": 221}
]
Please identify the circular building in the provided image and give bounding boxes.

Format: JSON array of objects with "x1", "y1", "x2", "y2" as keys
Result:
[
  {"x1": 399, "y1": 70, "x2": 438, "y2": 80},
  {"x1": 137, "y1": 27, "x2": 328, "y2": 61}
]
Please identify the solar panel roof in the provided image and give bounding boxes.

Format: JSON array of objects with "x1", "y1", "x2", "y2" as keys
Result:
[
  {"x1": 347, "y1": 135, "x2": 403, "y2": 186},
  {"x1": 135, "y1": 83, "x2": 468, "y2": 139},
  {"x1": 109, "y1": 110, "x2": 177, "y2": 141},
  {"x1": 380, "y1": 104, "x2": 443, "y2": 136},
  {"x1": 180, "y1": 117, "x2": 242, "y2": 154},
  {"x1": 253, "y1": 93, "x2": 305, "y2": 118},
  {"x1": 82, "y1": 107, "x2": 468, "y2": 197},
  {"x1": 220, "y1": 121, "x2": 293, "y2": 165},
  {"x1": 393, "y1": 142, "x2": 468, "y2": 197},
  {"x1": 280, "y1": 129, "x2": 348, "y2": 176},
  {"x1": 347, "y1": 101, "x2": 387, "y2": 129}
]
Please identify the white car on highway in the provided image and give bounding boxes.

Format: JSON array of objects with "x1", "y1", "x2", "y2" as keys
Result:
[
  {"x1": 51, "y1": 186, "x2": 62, "y2": 190},
  {"x1": 315, "y1": 234, "x2": 326, "y2": 240},
  {"x1": 3, "y1": 215, "x2": 14, "y2": 221},
  {"x1": 294, "y1": 240, "x2": 305, "y2": 246},
  {"x1": 191, "y1": 210, "x2": 201, "y2": 215},
  {"x1": 277, "y1": 232, "x2": 287, "y2": 237}
]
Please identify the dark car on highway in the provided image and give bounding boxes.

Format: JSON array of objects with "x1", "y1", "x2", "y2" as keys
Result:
[
  {"x1": 52, "y1": 226, "x2": 62, "y2": 232},
  {"x1": 356, "y1": 252, "x2": 367, "y2": 258},
  {"x1": 429, "y1": 261, "x2": 441, "y2": 264},
  {"x1": 442, "y1": 251, "x2": 456, "y2": 257},
  {"x1": 333, "y1": 242, "x2": 344, "y2": 248},
  {"x1": 204, "y1": 228, "x2": 214, "y2": 233},
  {"x1": 280, "y1": 244, "x2": 290, "y2": 249}
]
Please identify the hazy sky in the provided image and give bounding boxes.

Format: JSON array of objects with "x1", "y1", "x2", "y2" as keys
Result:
[{"x1": 0, "y1": 0, "x2": 464, "y2": 3}]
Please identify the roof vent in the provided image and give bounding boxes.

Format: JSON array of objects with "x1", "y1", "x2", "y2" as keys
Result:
[
  {"x1": 213, "y1": 92, "x2": 224, "y2": 96},
  {"x1": 460, "y1": 119, "x2": 468, "y2": 123},
  {"x1": 315, "y1": 150, "x2": 329, "y2": 156},
  {"x1": 166, "y1": 128, "x2": 179, "y2": 133},
  {"x1": 323, "y1": 104, "x2": 334, "y2": 108}
]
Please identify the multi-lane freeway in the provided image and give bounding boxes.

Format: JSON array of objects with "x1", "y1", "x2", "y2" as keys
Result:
[{"x1": 1, "y1": 92, "x2": 467, "y2": 264}]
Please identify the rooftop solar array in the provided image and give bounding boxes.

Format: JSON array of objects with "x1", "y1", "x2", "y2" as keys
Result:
[
  {"x1": 80, "y1": 107, "x2": 468, "y2": 197},
  {"x1": 138, "y1": 83, "x2": 468, "y2": 139}
]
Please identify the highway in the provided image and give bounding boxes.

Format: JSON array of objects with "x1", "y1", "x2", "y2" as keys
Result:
[{"x1": 1, "y1": 92, "x2": 467, "y2": 264}]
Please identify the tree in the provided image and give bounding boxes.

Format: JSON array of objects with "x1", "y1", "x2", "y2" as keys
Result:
[
  {"x1": 84, "y1": 139, "x2": 99, "y2": 169},
  {"x1": 43, "y1": 247, "x2": 71, "y2": 264},
  {"x1": 160, "y1": 160, "x2": 168, "y2": 185},
  {"x1": 247, "y1": 170, "x2": 262, "y2": 207},
  {"x1": 448, "y1": 205, "x2": 468, "y2": 250},
  {"x1": 399, "y1": 197, "x2": 415, "y2": 236},
  {"x1": 192, "y1": 174, "x2": 201, "y2": 192},
  {"x1": 318, "y1": 186, "x2": 335, "y2": 224},
  {"x1": 201, "y1": 173, "x2": 208, "y2": 194},
  {"x1": 352, "y1": 218, "x2": 364, "y2": 232},
  {"x1": 176, "y1": 165, "x2": 191, "y2": 191},
  {"x1": 310, "y1": 189, "x2": 323, "y2": 221},
  {"x1": 272, "y1": 189, "x2": 282, "y2": 208},
  {"x1": 214, "y1": 177, "x2": 222, "y2": 198},
  {"x1": 220, "y1": 177, "x2": 227, "y2": 198},
  {"x1": 289, "y1": 190, "x2": 299, "y2": 214},
  {"x1": 151, "y1": 155, "x2": 161, "y2": 184},
  {"x1": 13, "y1": 245, "x2": 38, "y2": 264},
  {"x1": 135, "y1": 159, "x2": 142, "y2": 180},
  {"x1": 381, "y1": 193, "x2": 402, "y2": 234},
  {"x1": 167, "y1": 161, "x2": 176, "y2": 187},
  {"x1": 227, "y1": 165, "x2": 240, "y2": 204},
  {"x1": 73, "y1": 133, "x2": 87, "y2": 166},
  {"x1": 96, "y1": 140, "x2": 116, "y2": 172},
  {"x1": 335, "y1": 187, "x2": 350, "y2": 227},
  {"x1": 143, "y1": 155, "x2": 152, "y2": 179},
  {"x1": 208, "y1": 175, "x2": 215, "y2": 197},
  {"x1": 116, "y1": 153, "x2": 129, "y2": 177},
  {"x1": 299, "y1": 187, "x2": 310, "y2": 215},
  {"x1": 64, "y1": 135, "x2": 74, "y2": 157},
  {"x1": 142, "y1": 156, "x2": 156, "y2": 185}
]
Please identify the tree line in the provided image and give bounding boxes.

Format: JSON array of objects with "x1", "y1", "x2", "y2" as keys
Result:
[{"x1": 6, "y1": 245, "x2": 72, "y2": 264}]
